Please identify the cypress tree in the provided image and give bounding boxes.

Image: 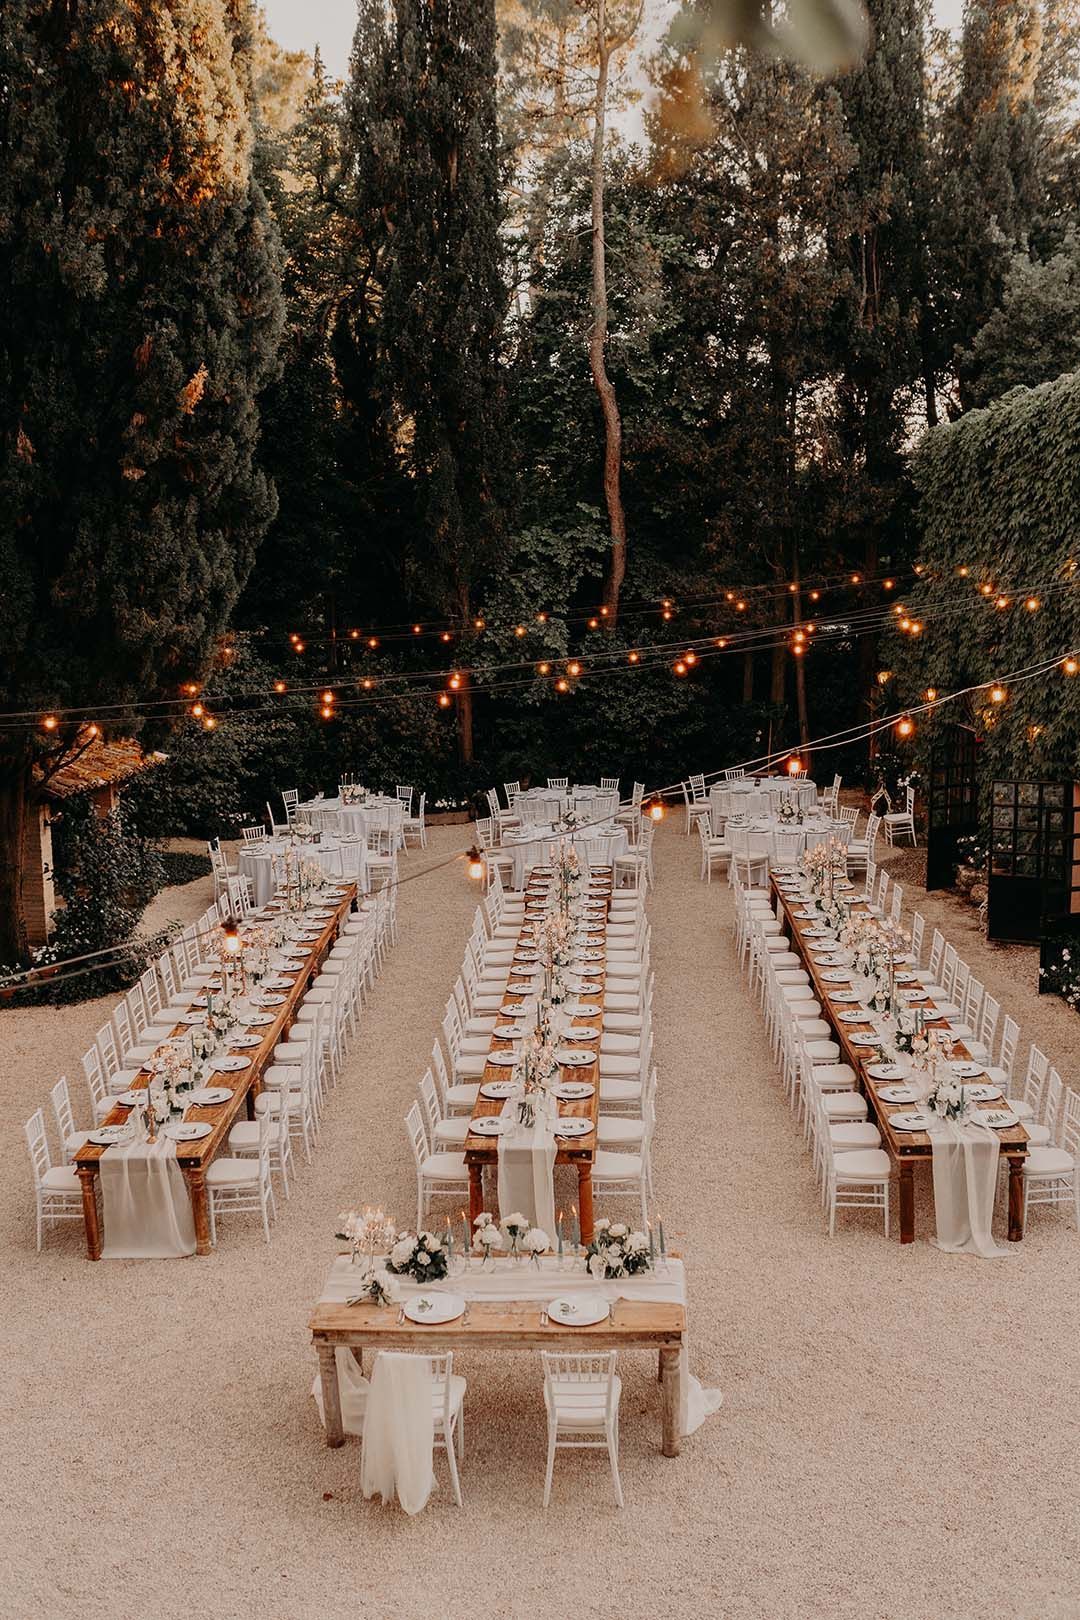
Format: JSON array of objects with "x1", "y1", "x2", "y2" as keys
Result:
[
  {"x1": 0, "y1": 0, "x2": 284, "y2": 961},
  {"x1": 344, "y1": 0, "x2": 511, "y2": 758}
]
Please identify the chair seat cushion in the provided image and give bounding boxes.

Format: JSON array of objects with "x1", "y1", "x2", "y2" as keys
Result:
[
  {"x1": 434, "y1": 1119, "x2": 470, "y2": 1146},
  {"x1": 1024, "y1": 1145, "x2": 1071, "y2": 1173},
  {"x1": 599, "y1": 1054, "x2": 640, "y2": 1077},
  {"x1": 421, "y1": 1153, "x2": 470, "y2": 1181},
  {"x1": 603, "y1": 1012, "x2": 643, "y2": 1033},
  {"x1": 599, "y1": 1078, "x2": 641, "y2": 1102},
  {"x1": 806, "y1": 1040, "x2": 840, "y2": 1062},
  {"x1": 446, "y1": 1083, "x2": 480, "y2": 1110},
  {"x1": 834, "y1": 1148, "x2": 891, "y2": 1178},
  {"x1": 206, "y1": 1157, "x2": 261, "y2": 1187},
  {"x1": 593, "y1": 1150, "x2": 642, "y2": 1179},
  {"x1": 41, "y1": 1165, "x2": 80, "y2": 1192},
  {"x1": 830, "y1": 1123, "x2": 882, "y2": 1150},
  {"x1": 454, "y1": 1053, "x2": 487, "y2": 1080},
  {"x1": 596, "y1": 1117, "x2": 644, "y2": 1146},
  {"x1": 227, "y1": 1122, "x2": 261, "y2": 1151},
  {"x1": 822, "y1": 1092, "x2": 869, "y2": 1119}
]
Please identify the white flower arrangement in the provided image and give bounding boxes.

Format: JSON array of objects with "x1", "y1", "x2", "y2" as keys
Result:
[
  {"x1": 348, "y1": 1268, "x2": 399, "y2": 1308},
  {"x1": 472, "y1": 1212, "x2": 505, "y2": 1252},
  {"x1": 385, "y1": 1228, "x2": 449, "y2": 1282},
  {"x1": 585, "y1": 1218, "x2": 652, "y2": 1278}
]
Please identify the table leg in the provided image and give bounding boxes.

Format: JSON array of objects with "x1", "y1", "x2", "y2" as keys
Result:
[
  {"x1": 78, "y1": 1168, "x2": 101, "y2": 1261},
  {"x1": 184, "y1": 1167, "x2": 212, "y2": 1255},
  {"x1": 898, "y1": 1160, "x2": 915, "y2": 1244},
  {"x1": 577, "y1": 1161, "x2": 595, "y2": 1246},
  {"x1": 1008, "y1": 1156, "x2": 1025, "y2": 1241},
  {"x1": 660, "y1": 1346, "x2": 681, "y2": 1457},
  {"x1": 468, "y1": 1163, "x2": 484, "y2": 1224},
  {"x1": 318, "y1": 1344, "x2": 345, "y2": 1447}
]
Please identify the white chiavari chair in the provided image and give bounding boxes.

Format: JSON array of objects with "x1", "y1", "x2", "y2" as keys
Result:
[{"x1": 25, "y1": 1108, "x2": 82, "y2": 1250}]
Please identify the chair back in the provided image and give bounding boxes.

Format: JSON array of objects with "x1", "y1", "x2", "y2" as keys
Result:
[
  {"x1": 24, "y1": 1109, "x2": 52, "y2": 1186},
  {"x1": 282, "y1": 788, "x2": 300, "y2": 812},
  {"x1": 140, "y1": 966, "x2": 164, "y2": 1023},
  {"x1": 541, "y1": 1350, "x2": 619, "y2": 1425},
  {"x1": 1023, "y1": 1046, "x2": 1049, "y2": 1114},
  {"x1": 997, "y1": 1015, "x2": 1019, "y2": 1077},
  {"x1": 396, "y1": 786, "x2": 414, "y2": 811},
  {"x1": 50, "y1": 1078, "x2": 77, "y2": 1149},
  {"x1": 1043, "y1": 1068, "x2": 1063, "y2": 1140},
  {"x1": 548, "y1": 777, "x2": 568, "y2": 790},
  {"x1": 82, "y1": 1045, "x2": 109, "y2": 1111},
  {"x1": 1060, "y1": 1086, "x2": 1080, "y2": 1160},
  {"x1": 241, "y1": 825, "x2": 266, "y2": 843},
  {"x1": 406, "y1": 1101, "x2": 429, "y2": 1165},
  {"x1": 927, "y1": 928, "x2": 944, "y2": 983}
]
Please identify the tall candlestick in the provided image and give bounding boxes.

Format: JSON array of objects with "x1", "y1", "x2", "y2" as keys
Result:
[{"x1": 658, "y1": 1219, "x2": 666, "y2": 1257}]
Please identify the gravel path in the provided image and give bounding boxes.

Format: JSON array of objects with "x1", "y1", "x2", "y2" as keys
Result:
[{"x1": 2, "y1": 821, "x2": 1079, "y2": 1619}]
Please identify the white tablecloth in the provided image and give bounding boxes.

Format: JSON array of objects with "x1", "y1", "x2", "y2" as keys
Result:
[
  {"x1": 710, "y1": 778, "x2": 817, "y2": 829},
  {"x1": 238, "y1": 838, "x2": 364, "y2": 906},
  {"x1": 298, "y1": 797, "x2": 403, "y2": 847},
  {"x1": 504, "y1": 824, "x2": 627, "y2": 888},
  {"x1": 312, "y1": 1255, "x2": 722, "y2": 1439},
  {"x1": 100, "y1": 1136, "x2": 196, "y2": 1259}
]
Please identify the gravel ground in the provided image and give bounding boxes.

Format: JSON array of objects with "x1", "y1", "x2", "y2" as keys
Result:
[{"x1": 2, "y1": 820, "x2": 1079, "y2": 1620}]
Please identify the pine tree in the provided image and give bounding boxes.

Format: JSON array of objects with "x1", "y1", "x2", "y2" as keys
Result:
[
  {"x1": 0, "y1": 0, "x2": 284, "y2": 962},
  {"x1": 343, "y1": 0, "x2": 511, "y2": 758}
]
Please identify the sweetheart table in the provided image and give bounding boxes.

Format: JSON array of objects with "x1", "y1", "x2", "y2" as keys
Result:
[{"x1": 310, "y1": 1254, "x2": 710, "y2": 1456}]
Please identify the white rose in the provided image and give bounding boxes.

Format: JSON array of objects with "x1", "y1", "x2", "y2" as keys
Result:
[
  {"x1": 609, "y1": 1222, "x2": 627, "y2": 1238},
  {"x1": 588, "y1": 1253, "x2": 606, "y2": 1278},
  {"x1": 526, "y1": 1227, "x2": 548, "y2": 1252},
  {"x1": 594, "y1": 1216, "x2": 611, "y2": 1233},
  {"x1": 390, "y1": 1237, "x2": 415, "y2": 1268},
  {"x1": 416, "y1": 1250, "x2": 430, "y2": 1265}
]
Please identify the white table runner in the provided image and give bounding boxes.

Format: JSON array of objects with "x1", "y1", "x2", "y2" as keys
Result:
[
  {"x1": 312, "y1": 1255, "x2": 722, "y2": 1439},
  {"x1": 496, "y1": 1113, "x2": 557, "y2": 1238},
  {"x1": 100, "y1": 1135, "x2": 196, "y2": 1259},
  {"x1": 927, "y1": 1116, "x2": 1010, "y2": 1258}
]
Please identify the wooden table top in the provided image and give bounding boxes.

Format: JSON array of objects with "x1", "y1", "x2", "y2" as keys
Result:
[
  {"x1": 74, "y1": 884, "x2": 356, "y2": 1171},
  {"x1": 773, "y1": 880, "x2": 1029, "y2": 1161},
  {"x1": 463, "y1": 869, "x2": 612, "y2": 1167},
  {"x1": 310, "y1": 1296, "x2": 684, "y2": 1348}
]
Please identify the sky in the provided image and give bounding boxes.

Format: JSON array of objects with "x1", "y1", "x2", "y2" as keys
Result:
[{"x1": 262, "y1": 0, "x2": 965, "y2": 90}]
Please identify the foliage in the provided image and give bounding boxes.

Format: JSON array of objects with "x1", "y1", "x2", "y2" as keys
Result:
[
  {"x1": 966, "y1": 229, "x2": 1080, "y2": 404},
  {"x1": 893, "y1": 367, "x2": 1080, "y2": 793},
  {"x1": 0, "y1": 0, "x2": 284, "y2": 960},
  {"x1": 158, "y1": 851, "x2": 214, "y2": 888}
]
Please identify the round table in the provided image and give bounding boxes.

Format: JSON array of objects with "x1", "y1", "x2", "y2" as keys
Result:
[
  {"x1": 238, "y1": 837, "x2": 366, "y2": 906},
  {"x1": 297, "y1": 796, "x2": 404, "y2": 849},
  {"x1": 710, "y1": 777, "x2": 817, "y2": 833},
  {"x1": 503, "y1": 822, "x2": 628, "y2": 888}
]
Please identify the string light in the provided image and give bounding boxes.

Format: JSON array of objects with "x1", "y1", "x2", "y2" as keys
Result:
[
  {"x1": 809, "y1": 591, "x2": 820, "y2": 602},
  {"x1": 448, "y1": 673, "x2": 462, "y2": 690},
  {"x1": 909, "y1": 621, "x2": 923, "y2": 636},
  {"x1": 86, "y1": 723, "x2": 100, "y2": 738},
  {"x1": 628, "y1": 650, "x2": 640, "y2": 664},
  {"x1": 736, "y1": 601, "x2": 746, "y2": 612},
  {"x1": 989, "y1": 684, "x2": 1007, "y2": 704},
  {"x1": 1025, "y1": 597, "x2": 1040, "y2": 611},
  {"x1": 514, "y1": 625, "x2": 526, "y2": 638},
  {"x1": 466, "y1": 846, "x2": 485, "y2": 881},
  {"x1": 924, "y1": 686, "x2": 938, "y2": 701},
  {"x1": 41, "y1": 715, "x2": 58, "y2": 731},
  {"x1": 273, "y1": 680, "x2": 287, "y2": 694},
  {"x1": 883, "y1": 579, "x2": 894, "y2": 590},
  {"x1": 661, "y1": 609, "x2": 673, "y2": 621},
  {"x1": 320, "y1": 703, "x2": 334, "y2": 719},
  {"x1": 441, "y1": 632, "x2": 452, "y2": 644},
  {"x1": 958, "y1": 566, "x2": 969, "y2": 577},
  {"x1": 996, "y1": 596, "x2": 1010, "y2": 610},
  {"x1": 648, "y1": 797, "x2": 665, "y2": 821},
  {"x1": 367, "y1": 637, "x2": 378, "y2": 649},
  {"x1": 673, "y1": 659, "x2": 688, "y2": 676},
  {"x1": 190, "y1": 703, "x2": 205, "y2": 719},
  {"x1": 473, "y1": 618, "x2": 485, "y2": 631},
  {"x1": 600, "y1": 607, "x2": 609, "y2": 618},
  {"x1": 203, "y1": 715, "x2": 217, "y2": 731},
  {"x1": 438, "y1": 693, "x2": 452, "y2": 708},
  {"x1": 567, "y1": 661, "x2": 581, "y2": 677},
  {"x1": 555, "y1": 677, "x2": 569, "y2": 692},
  {"x1": 786, "y1": 756, "x2": 803, "y2": 775},
  {"x1": 715, "y1": 638, "x2": 728, "y2": 649},
  {"x1": 587, "y1": 617, "x2": 600, "y2": 630},
  {"x1": 182, "y1": 682, "x2": 199, "y2": 696},
  {"x1": 684, "y1": 651, "x2": 697, "y2": 666},
  {"x1": 321, "y1": 690, "x2": 334, "y2": 704},
  {"x1": 294, "y1": 640, "x2": 305, "y2": 654},
  {"x1": 349, "y1": 629, "x2": 360, "y2": 641},
  {"x1": 536, "y1": 613, "x2": 548, "y2": 624},
  {"x1": 361, "y1": 677, "x2": 375, "y2": 690},
  {"x1": 980, "y1": 583, "x2": 994, "y2": 597},
  {"x1": 537, "y1": 661, "x2": 551, "y2": 676},
  {"x1": 897, "y1": 715, "x2": 915, "y2": 738},
  {"x1": 851, "y1": 574, "x2": 861, "y2": 584},
  {"x1": 877, "y1": 670, "x2": 892, "y2": 686},
  {"x1": 1064, "y1": 658, "x2": 1078, "y2": 676},
  {"x1": 413, "y1": 624, "x2": 422, "y2": 635}
]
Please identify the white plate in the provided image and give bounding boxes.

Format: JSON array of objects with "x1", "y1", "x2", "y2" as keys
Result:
[
  {"x1": 877, "y1": 1082, "x2": 917, "y2": 1100},
  {"x1": 177, "y1": 1011, "x2": 207, "y2": 1025},
  {"x1": 849, "y1": 1033, "x2": 883, "y2": 1047},
  {"x1": 403, "y1": 1293, "x2": 466, "y2": 1325},
  {"x1": 189, "y1": 1087, "x2": 233, "y2": 1105},
  {"x1": 903, "y1": 990, "x2": 930, "y2": 1002},
  {"x1": 494, "y1": 1024, "x2": 525, "y2": 1039},
  {"x1": 552, "y1": 1081, "x2": 595, "y2": 1100},
  {"x1": 230, "y1": 1034, "x2": 262, "y2": 1049},
  {"x1": 89, "y1": 1126, "x2": 134, "y2": 1146},
  {"x1": 563, "y1": 1029, "x2": 597, "y2": 1042},
  {"x1": 112, "y1": 1091, "x2": 145, "y2": 1108},
  {"x1": 470, "y1": 1116, "x2": 511, "y2": 1136},
  {"x1": 263, "y1": 975, "x2": 295, "y2": 989},
  {"x1": 822, "y1": 971, "x2": 851, "y2": 983},
  {"x1": 802, "y1": 929, "x2": 828, "y2": 938},
  {"x1": 506, "y1": 981, "x2": 534, "y2": 994},
  {"x1": 950, "y1": 1061, "x2": 984, "y2": 1079},
  {"x1": 210, "y1": 1055, "x2": 251, "y2": 1073},
  {"x1": 162, "y1": 1121, "x2": 213, "y2": 1142},
  {"x1": 500, "y1": 1002, "x2": 527, "y2": 1017},
  {"x1": 480, "y1": 1080, "x2": 515, "y2": 1099},
  {"x1": 511, "y1": 962, "x2": 541, "y2": 976},
  {"x1": 829, "y1": 991, "x2": 862, "y2": 1004},
  {"x1": 980, "y1": 1109, "x2": 1019, "y2": 1129},
  {"x1": 966, "y1": 1084, "x2": 1002, "y2": 1102},
  {"x1": 246, "y1": 1013, "x2": 275, "y2": 1028},
  {"x1": 546, "y1": 1295, "x2": 609, "y2": 1327},
  {"x1": 486, "y1": 1052, "x2": 518, "y2": 1067},
  {"x1": 556, "y1": 1050, "x2": 595, "y2": 1066},
  {"x1": 554, "y1": 1117, "x2": 592, "y2": 1138},
  {"x1": 253, "y1": 994, "x2": 286, "y2": 1008},
  {"x1": 890, "y1": 1112, "x2": 930, "y2": 1132},
  {"x1": 575, "y1": 966, "x2": 603, "y2": 979}
]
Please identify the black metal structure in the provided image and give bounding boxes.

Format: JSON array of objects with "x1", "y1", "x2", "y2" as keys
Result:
[
  {"x1": 987, "y1": 779, "x2": 1080, "y2": 943},
  {"x1": 926, "y1": 725, "x2": 980, "y2": 891}
]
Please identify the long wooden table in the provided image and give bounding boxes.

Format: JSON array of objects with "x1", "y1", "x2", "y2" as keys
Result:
[
  {"x1": 73, "y1": 883, "x2": 356, "y2": 1258},
  {"x1": 773, "y1": 879, "x2": 1029, "y2": 1245},
  {"x1": 463, "y1": 868, "x2": 612, "y2": 1245},
  {"x1": 310, "y1": 1264, "x2": 687, "y2": 1456}
]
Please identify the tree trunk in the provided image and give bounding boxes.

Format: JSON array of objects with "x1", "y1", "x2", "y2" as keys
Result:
[
  {"x1": 742, "y1": 650, "x2": 754, "y2": 703},
  {"x1": 589, "y1": 0, "x2": 628, "y2": 623},
  {"x1": 791, "y1": 572, "x2": 810, "y2": 756},
  {"x1": 0, "y1": 743, "x2": 32, "y2": 964},
  {"x1": 456, "y1": 669, "x2": 474, "y2": 764}
]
